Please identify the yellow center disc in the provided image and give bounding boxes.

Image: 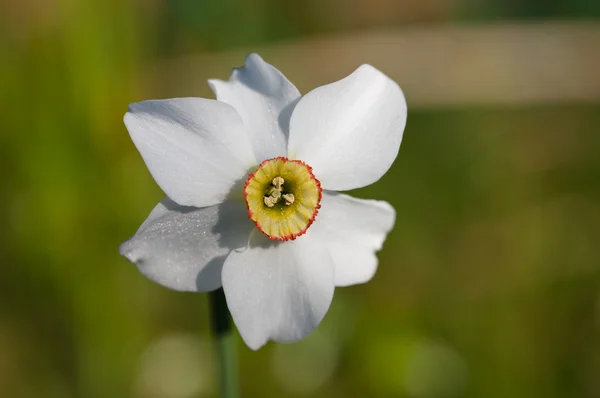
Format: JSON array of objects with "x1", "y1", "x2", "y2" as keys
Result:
[{"x1": 244, "y1": 157, "x2": 322, "y2": 241}]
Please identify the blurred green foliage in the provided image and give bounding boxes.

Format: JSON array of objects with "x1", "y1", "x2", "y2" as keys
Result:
[{"x1": 1, "y1": 1, "x2": 600, "y2": 397}]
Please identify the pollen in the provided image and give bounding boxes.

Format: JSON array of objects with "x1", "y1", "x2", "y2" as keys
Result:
[{"x1": 244, "y1": 157, "x2": 322, "y2": 241}]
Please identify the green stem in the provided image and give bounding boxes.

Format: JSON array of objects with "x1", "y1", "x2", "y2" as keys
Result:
[{"x1": 209, "y1": 288, "x2": 239, "y2": 398}]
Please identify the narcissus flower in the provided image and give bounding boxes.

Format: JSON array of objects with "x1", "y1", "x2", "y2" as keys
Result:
[{"x1": 120, "y1": 54, "x2": 407, "y2": 350}]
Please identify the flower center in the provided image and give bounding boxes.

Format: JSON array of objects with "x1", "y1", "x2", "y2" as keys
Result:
[{"x1": 244, "y1": 157, "x2": 322, "y2": 241}]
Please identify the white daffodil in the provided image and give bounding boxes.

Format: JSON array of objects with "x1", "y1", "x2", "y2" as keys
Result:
[{"x1": 120, "y1": 54, "x2": 407, "y2": 350}]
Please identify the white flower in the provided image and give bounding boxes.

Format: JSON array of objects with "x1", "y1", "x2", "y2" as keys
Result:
[{"x1": 120, "y1": 54, "x2": 407, "y2": 350}]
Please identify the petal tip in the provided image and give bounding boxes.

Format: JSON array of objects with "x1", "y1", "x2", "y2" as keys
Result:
[
  {"x1": 355, "y1": 63, "x2": 387, "y2": 79},
  {"x1": 356, "y1": 63, "x2": 378, "y2": 73},
  {"x1": 207, "y1": 78, "x2": 227, "y2": 96},
  {"x1": 118, "y1": 239, "x2": 138, "y2": 263},
  {"x1": 245, "y1": 337, "x2": 267, "y2": 351},
  {"x1": 368, "y1": 200, "x2": 397, "y2": 240},
  {"x1": 207, "y1": 78, "x2": 224, "y2": 89},
  {"x1": 244, "y1": 52, "x2": 264, "y2": 66},
  {"x1": 227, "y1": 53, "x2": 266, "y2": 80},
  {"x1": 126, "y1": 101, "x2": 145, "y2": 115},
  {"x1": 354, "y1": 64, "x2": 406, "y2": 105},
  {"x1": 123, "y1": 108, "x2": 137, "y2": 127}
]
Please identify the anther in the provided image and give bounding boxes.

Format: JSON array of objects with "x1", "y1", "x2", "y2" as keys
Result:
[
  {"x1": 264, "y1": 196, "x2": 278, "y2": 207},
  {"x1": 282, "y1": 193, "x2": 295, "y2": 205},
  {"x1": 266, "y1": 186, "x2": 281, "y2": 199},
  {"x1": 264, "y1": 177, "x2": 286, "y2": 208},
  {"x1": 272, "y1": 177, "x2": 284, "y2": 189}
]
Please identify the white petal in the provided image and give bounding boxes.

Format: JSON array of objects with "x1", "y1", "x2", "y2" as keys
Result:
[
  {"x1": 309, "y1": 191, "x2": 395, "y2": 286},
  {"x1": 288, "y1": 65, "x2": 407, "y2": 190},
  {"x1": 222, "y1": 234, "x2": 334, "y2": 350},
  {"x1": 209, "y1": 53, "x2": 301, "y2": 161},
  {"x1": 120, "y1": 198, "x2": 254, "y2": 292},
  {"x1": 124, "y1": 98, "x2": 256, "y2": 208}
]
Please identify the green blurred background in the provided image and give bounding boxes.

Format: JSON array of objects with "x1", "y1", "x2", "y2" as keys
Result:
[{"x1": 2, "y1": 0, "x2": 600, "y2": 397}]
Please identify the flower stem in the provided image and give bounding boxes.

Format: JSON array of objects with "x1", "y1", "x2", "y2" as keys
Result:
[{"x1": 209, "y1": 288, "x2": 239, "y2": 398}]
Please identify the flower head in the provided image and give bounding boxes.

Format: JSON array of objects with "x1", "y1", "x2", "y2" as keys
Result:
[{"x1": 120, "y1": 54, "x2": 407, "y2": 350}]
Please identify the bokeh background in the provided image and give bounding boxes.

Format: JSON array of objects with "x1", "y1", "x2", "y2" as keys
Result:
[{"x1": 2, "y1": 0, "x2": 600, "y2": 397}]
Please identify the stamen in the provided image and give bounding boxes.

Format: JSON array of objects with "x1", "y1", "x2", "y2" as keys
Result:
[
  {"x1": 244, "y1": 157, "x2": 322, "y2": 241},
  {"x1": 264, "y1": 196, "x2": 278, "y2": 207},
  {"x1": 272, "y1": 177, "x2": 284, "y2": 189},
  {"x1": 263, "y1": 176, "x2": 286, "y2": 207},
  {"x1": 282, "y1": 193, "x2": 295, "y2": 205},
  {"x1": 266, "y1": 186, "x2": 281, "y2": 200}
]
